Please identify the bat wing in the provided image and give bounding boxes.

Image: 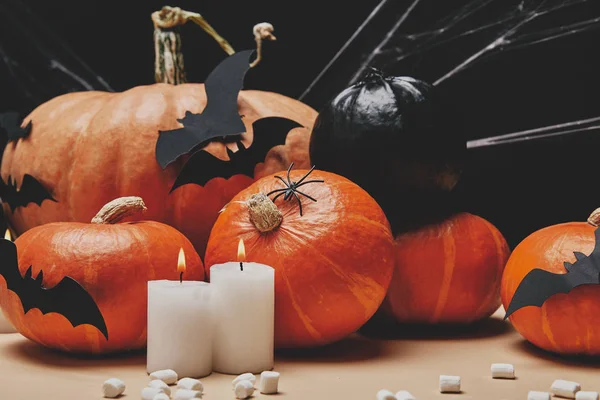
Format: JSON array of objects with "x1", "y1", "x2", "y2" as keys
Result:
[
  {"x1": 0, "y1": 112, "x2": 31, "y2": 141},
  {"x1": 155, "y1": 50, "x2": 255, "y2": 169},
  {"x1": 39, "y1": 276, "x2": 108, "y2": 340},
  {"x1": 170, "y1": 149, "x2": 238, "y2": 192},
  {"x1": 243, "y1": 117, "x2": 303, "y2": 172},
  {"x1": 504, "y1": 268, "x2": 599, "y2": 318},
  {"x1": 16, "y1": 174, "x2": 56, "y2": 209},
  {"x1": 0, "y1": 240, "x2": 23, "y2": 294}
]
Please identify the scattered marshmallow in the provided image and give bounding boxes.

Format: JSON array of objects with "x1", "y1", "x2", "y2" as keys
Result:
[
  {"x1": 491, "y1": 363, "x2": 515, "y2": 379},
  {"x1": 173, "y1": 389, "x2": 203, "y2": 400},
  {"x1": 149, "y1": 369, "x2": 178, "y2": 385},
  {"x1": 141, "y1": 387, "x2": 166, "y2": 400},
  {"x1": 177, "y1": 378, "x2": 203, "y2": 392},
  {"x1": 440, "y1": 375, "x2": 461, "y2": 393},
  {"x1": 234, "y1": 380, "x2": 255, "y2": 399},
  {"x1": 551, "y1": 380, "x2": 581, "y2": 399},
  {"x1": 102, "y1": 378, "x2": 126, "y2": 398},
  {"x1": 259, "y1": 371, "x2": 280, "y2": 394},
  {"x1": 149, "y1": 380, "x2": 171, "y2": 395},
  {"x1": 576, "y1": 392, "x2": 599, "y2": 400},
  {"x1": 153, "y1": 394, "x2": 170, "y2": 400},
  {"x1": 396, "y1": 390, "x2": 417, "y2": 400},
  {"x1": 528, "y1": 391, "x2": 551, "y2": 400},
  {"x1": 376, "y1": 389, "x2": 396, "y2": 400},
  {"x1": 232, "y1": 373, "x2": 256, "y2": 388}
]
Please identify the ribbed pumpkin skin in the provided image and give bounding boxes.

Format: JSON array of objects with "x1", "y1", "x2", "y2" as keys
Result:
[
  {"x1": 204, "y1": 170, "x2": 395, "y2": 348},
  {"x1": 0, "y1": 220, "x2": 203, "y2": 354},
  {"x1": 382, "y1": 213, "x2": 509, "y2": 323},
  {"x1": 501, "y1": 222, "x2": 600, "y2": 355},
  {"x1": 0, "y1": 84, "x2": 316, "y2": 256}
]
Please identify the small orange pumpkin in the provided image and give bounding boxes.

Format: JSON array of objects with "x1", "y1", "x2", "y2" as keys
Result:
[
  {"x1": 381, "y1": 212, "x2": 510, "y2": 324},
  {"x1": 0, "y1": 197, "x2": 203, "y2": 354},
  {"x1": 501, "y1": 208, "x2": 600, "y2": 355},
  {"x1": 204, "y1": 167, "x2": 395, "y2": 348}
]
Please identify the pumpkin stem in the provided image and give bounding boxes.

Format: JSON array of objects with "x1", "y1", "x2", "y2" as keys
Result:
[
  {"x1": 588, "y1": 208, "x2": 600, "y2": 227},
  {"x1": 250, "y1": 23, "x2": 276, "y2": 68},
  {"x1": 247, "y1": 193, "x2": 283, "y2": 233},
  {"x1": 152, "y1": 6, "x2": 235, "y2": 84},
  {"x1": 91, "y1": 197, "x2": 147, "y2": 225}
]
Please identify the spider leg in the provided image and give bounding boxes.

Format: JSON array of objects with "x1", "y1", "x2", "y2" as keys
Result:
[
  {"x1": 295, "y1": 165, "x2": 316, "y2": 185},
  {"x1": 286, "y1": 162, "x2": 295, "y2": 186},
  {"x1": 292, "y1": 191, "x2": 304, "y2": 216},
  {"x1": 284, "y1": 190, "x2": 294, "y2": 201},
  {"x1": 295, "y1": 179, "x2": 325, "y2": 188},
  {"x1": 274, "y1": 176, "x2": 289, "y2": 187},
  {"x1": 272, "y1": 191, "x2": 287, "y2": 202},
  {"x1": 295, "y1": 189, "x2": 317, "y2": 202},
  {"x1": 266, "y1": 188, "x2": 289, "y2": 197}
]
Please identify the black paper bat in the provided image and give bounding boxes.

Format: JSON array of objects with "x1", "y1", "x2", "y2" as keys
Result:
[
  {"x1": 155, "y1": 50, "x2": 255, "y2": 169},
  {"x1": 0, "y1": 174, "x2": 56, "y2": 211},
  {"x1": 170, "y1": 116, "x2": 302, "y2": 192},
  {"x1": 505, "y1": 227, "x2": 600, "y2": 318},
  {"x1": 0, "y1": 112, "x2": 31, "y2": 142},
  {"x1": 0, "y1": 239, "x2": 108, "y2": 340}
]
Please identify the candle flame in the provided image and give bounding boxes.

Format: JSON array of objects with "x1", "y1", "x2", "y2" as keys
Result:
[
  {"x1": 4, "y1": 229, "x2": 11, "y2": 241},
  {"x1": 177, "y1": 248, "x2": 186, "y2": 274},
  {"x1": 237, "y1": 239, "x2": 246, "y2": 262}
]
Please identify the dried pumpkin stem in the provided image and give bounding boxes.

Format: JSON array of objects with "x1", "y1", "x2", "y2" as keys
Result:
[
  {"x1": 152, "y1": 6, "x2": 235, "y2": 84},
  {"x1": 247, "y1": 193, "x2": 283, "y2": 233},
  {"x1": 91, "y1": 197, "x2": 147, "y2": 225},
  {"x1": 588, "y1": 208, "x2": 600, "y2": 227},
  {"x1": 250, "y1": 23, "x2": 277, "y2": 68}
]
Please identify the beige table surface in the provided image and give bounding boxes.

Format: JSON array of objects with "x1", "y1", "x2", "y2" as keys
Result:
[{"x1": 0, "y1": 309, "x2": 599, "y2": 400}]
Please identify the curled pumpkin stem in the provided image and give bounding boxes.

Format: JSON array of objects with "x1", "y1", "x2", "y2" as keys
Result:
[
  {"x1": 91, "y1": 197, "x2": 147, "y2": 224},
  {"x1": 266, "y1": 163, "x2": 324, "y2": 217},
  {"x1": 250, "y1": 22, "x2": 276, "y2": 68}
]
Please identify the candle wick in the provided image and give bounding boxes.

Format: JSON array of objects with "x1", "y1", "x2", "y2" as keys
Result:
[
  {"x1": 180, "y1": 271, "x2": 183, "y2": 284},
  {"x1": 240, "y1": 261, "x2": 243, "y2": 272}
]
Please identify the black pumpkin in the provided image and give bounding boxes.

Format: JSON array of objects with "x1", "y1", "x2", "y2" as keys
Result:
[{"x1": 309, "y1": 69, "x2": 465, "y2": 232}]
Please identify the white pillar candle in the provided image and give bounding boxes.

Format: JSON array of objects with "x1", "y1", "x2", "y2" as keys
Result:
[
  {"x1": 147, "y1": 279, "x2": 212, "y2": 378},
  {"x1": 211, "y1": 260, "x2": 275, "y2": 374},
  {"x1": 0, "y1": 231, "x2": 16, "y2": 333}
]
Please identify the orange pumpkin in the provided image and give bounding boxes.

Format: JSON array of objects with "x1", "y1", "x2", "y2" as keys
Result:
[
  {"x1": 0, "y1": 9, "x2": 316, "y2": 256},
  {"x1": 0, "y1": 197, "x2": 204, "y2": 354},
  {"x1": 381, "y1": 212, "x2": 510, "y2": 323},
  {"x1": 501, "y1": 209, "x2": 600, "y2": 355},
  {"x1": 204, "y1": 168, "x2": 395, "y2": 348}
]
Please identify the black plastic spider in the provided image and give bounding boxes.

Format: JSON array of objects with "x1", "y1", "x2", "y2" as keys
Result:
[{"x1": 266, "y1": 163, "x2": 324, "y2": 216}]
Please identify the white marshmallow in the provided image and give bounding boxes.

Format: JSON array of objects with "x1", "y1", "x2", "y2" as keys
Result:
[
  {"x1": 234, "y1": 380, "x2": 255, "y2": 399},
  {"x1": 259, "y1": 371, "x2": 280, "y2": 394},
  {"x1": 173, "y1": 389, "x2": 203, "y2": 400},
  {"x1": 177, "y1": 378, "x2": 203, "y2": 392},
  {"x1": 148, "y1": 380, "x2": 171, "y2": 395},
  {"x1": 376, "y1": 389, "x2": 396, "y2": 400},
  {"x1": 440, "y1": 375, "x2": 461, "y2": 393},
  {"x1": 153, "y1": 394, "x2": 170, "y2": 400},
  {"x1": 576, "y1": 392, "x2": 599, "y2": 400},
  {"x1": 528, "y1": 391, "x2": 551, "y2": 400},
  {"x1": 396, "y1": 390, "x2": 417, "y2": 400},
  {"x1": 551, "y1": 379, "x2": 581, "y2": 399},
  {"x1": 232, "y1": 373, "x2": 256, "y2": 389},
  {"x1": 102, "y1": 378, "x2": 125, "y2": 398},
  {"x1": 149, "y1": 369, "x2": 178, "y2": 385},
  {"x1": 141, "y1": 387, "x2": 166, "y2": 400},
  {"x1": 491, "y1": 363, "x2": 515, "y2": 379}
]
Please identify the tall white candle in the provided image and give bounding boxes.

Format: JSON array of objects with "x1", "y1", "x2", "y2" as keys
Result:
[
  {"x1": 147, "y1": 250, "x2": 213, "y2": 378},
  {"x1": 0, "y1": 230, "x2": 17, "y2": 333},
  {"x1": 211, "y1": 256, "x2": 275, "y2": 374}
]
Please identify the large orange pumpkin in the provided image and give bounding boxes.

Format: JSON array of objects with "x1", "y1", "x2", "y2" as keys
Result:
[
  {"x1": 501, "y1": 209, "x2": 600, "y2": 355},
  {"x1": 0, "y1": 197, "x2": 204, "y2": 354},
  {"x1": 381, "y1": 212, "x2": 510, "y2": 323},
  {"x1": 0, "y1": 8, "x2": 316, "y2": 256},
  {"x1": 204, "y1": 168, "x2": 395, "y2": 348}
]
